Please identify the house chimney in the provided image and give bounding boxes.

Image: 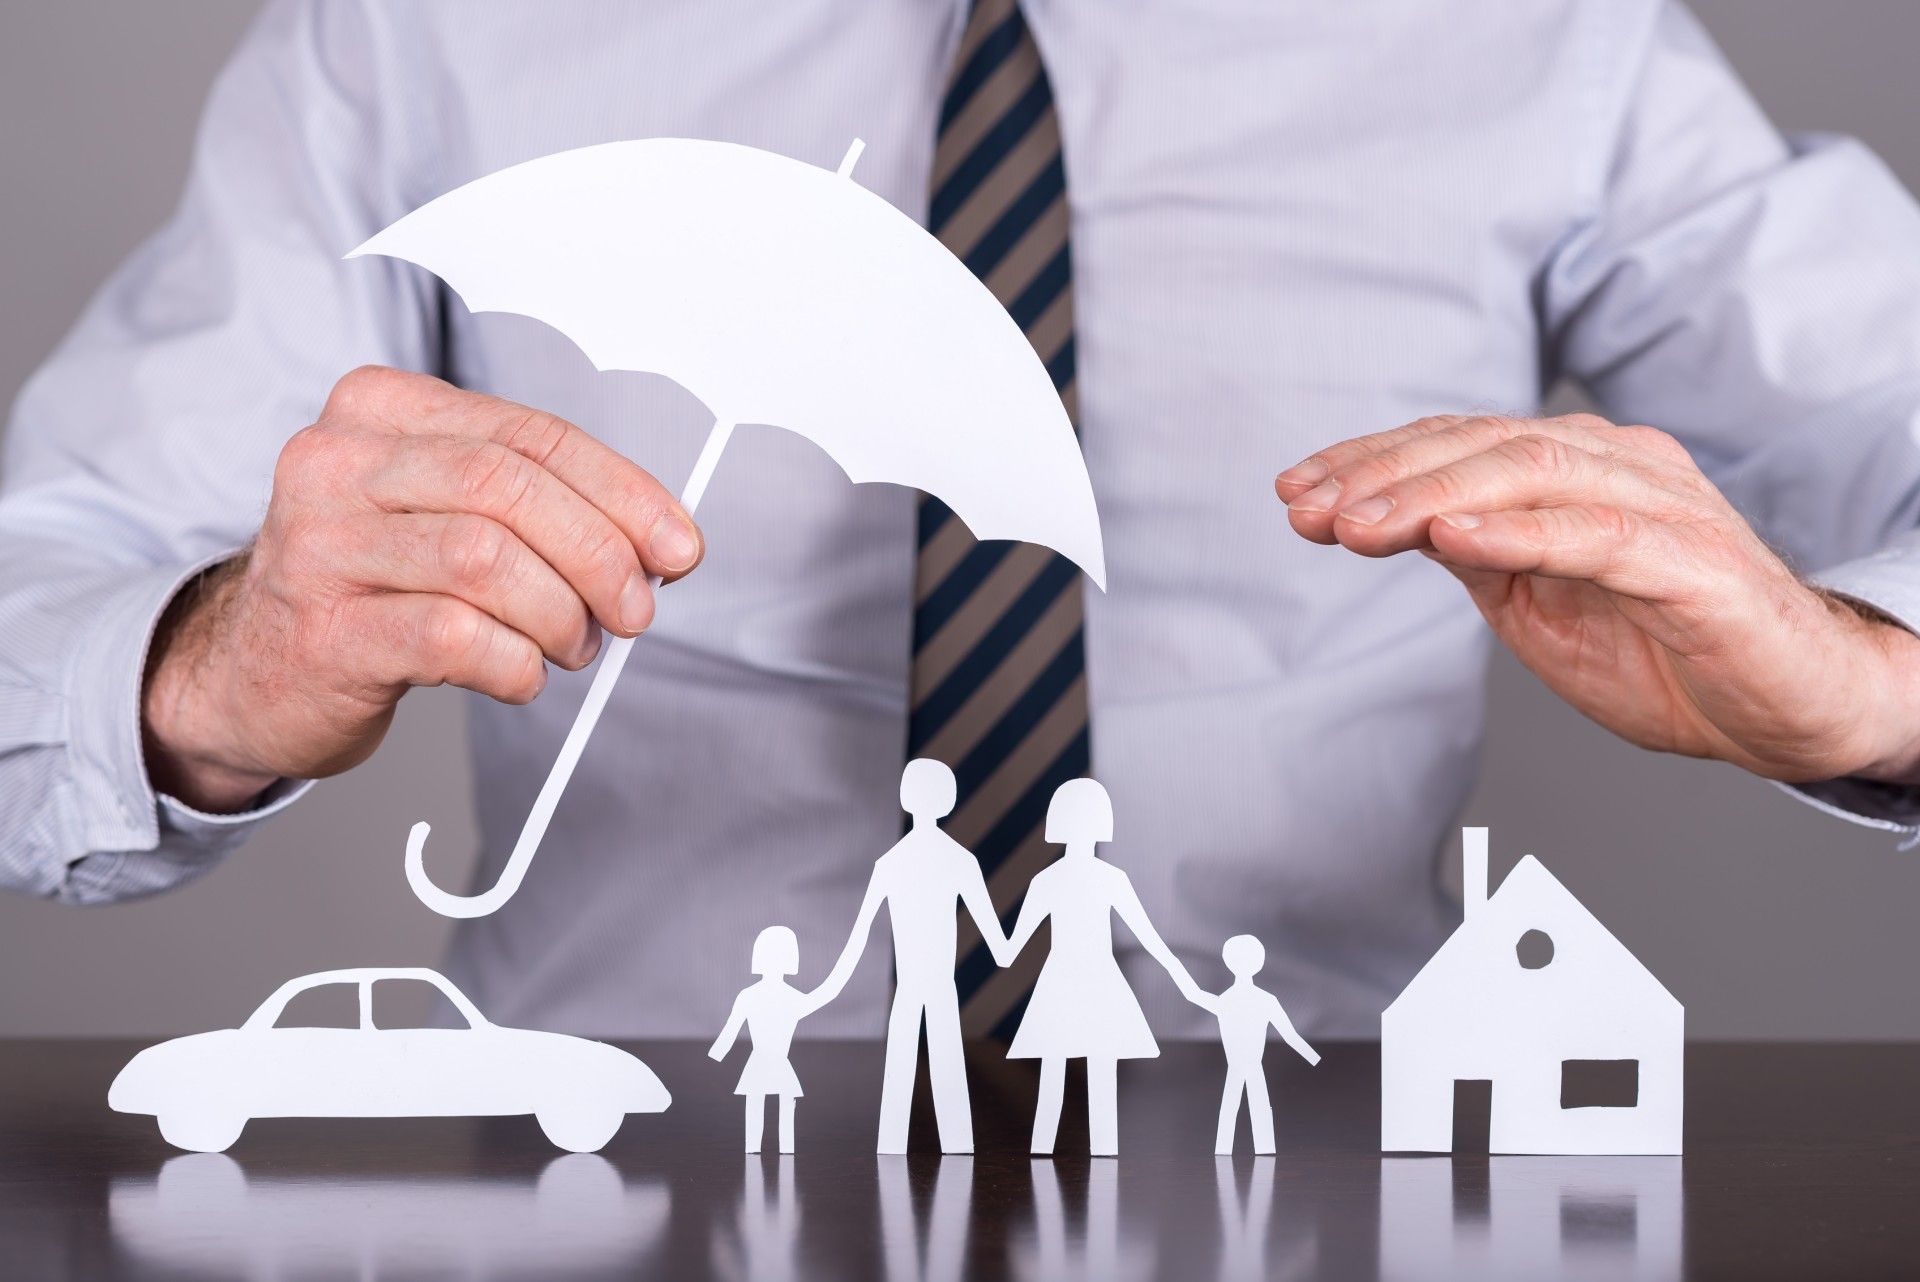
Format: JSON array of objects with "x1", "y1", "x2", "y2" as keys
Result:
[{"x1": 1463, "y1": 826, "x2": 1488, "y2": 920}]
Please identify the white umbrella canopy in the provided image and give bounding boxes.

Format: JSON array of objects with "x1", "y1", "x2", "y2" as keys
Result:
[{"x1": 347, "y1": 137, "x2": 1105, "y2": 918}]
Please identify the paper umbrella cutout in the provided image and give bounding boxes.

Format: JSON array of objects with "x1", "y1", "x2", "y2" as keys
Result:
[
  {"x1": 348, "y1": 136, "x2": 1106, "y2": 919},
  {"x1": 109, "y1": 968, "x2": 669, "y2": 1153}
]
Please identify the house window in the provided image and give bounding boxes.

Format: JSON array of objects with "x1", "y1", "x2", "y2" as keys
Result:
[
  {"x1": 1516, "y1": 928, "x2": 1554, "y2": 969},
  {"x1": 1561, "y1": 1059, "x2": 1639, "y2": 1108}
]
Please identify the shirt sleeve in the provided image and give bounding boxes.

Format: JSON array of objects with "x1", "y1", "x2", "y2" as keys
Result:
[
  {"x1": 0, "y1": 0, "x2": 440, "y2": 902},
  {"x1": 1539, "y1": 1, "x2": 1920, "y2": 836}
]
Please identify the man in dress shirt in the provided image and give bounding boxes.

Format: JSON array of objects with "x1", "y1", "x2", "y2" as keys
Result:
[{"x1": 5, "y1": 0, "x2": 1920, "y2": 1040}]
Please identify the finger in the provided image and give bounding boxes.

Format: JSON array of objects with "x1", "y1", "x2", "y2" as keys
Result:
[
  {"x1": 333, "y1": 514, "x2": 602, "y2": 669},
  {"x1": 362, "y1": 435, "x2": 657, "y2": 637},
  {"x1": 355, "y1": 592, "x2": 549, "y2": 705},
  {"x1": 1280, "y1": 412, "x2": 1662, "y2": 526},
  {"x1": 1273, "y1": 414, "x2": 1474, "y2": 500},
  {"x1": 1312, "y1": 433, "x2": 1694, "y2": 556},
  {"x1": 327, "y1": 366, "x2": 704, "y2": 581},
  {"x1": 1425, "y1": 505, "x2": 1699, "y2": 604}
]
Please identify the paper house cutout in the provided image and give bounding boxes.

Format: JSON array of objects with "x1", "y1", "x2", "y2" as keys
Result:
[{"x1": 1381, "y1": 828, "x2": 1682, "y2": 1155}]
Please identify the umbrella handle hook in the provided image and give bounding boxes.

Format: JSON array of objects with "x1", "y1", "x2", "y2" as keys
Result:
[{"x1": 405, "y1": 419, "x2": 737, "y2": 918}]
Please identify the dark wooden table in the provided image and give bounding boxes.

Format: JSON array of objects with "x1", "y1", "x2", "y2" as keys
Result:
[{"x1": 3, "y1": 1039, "x2": 1917, "y2": 1280}]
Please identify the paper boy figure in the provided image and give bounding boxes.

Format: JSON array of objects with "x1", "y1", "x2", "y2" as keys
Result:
[
  {"x1": 709, "y1": 926, "x2": 835, "y2": 1154},
  {"x1": 1188, "y1": 934, "x2": 1320, "y2": 1155}
]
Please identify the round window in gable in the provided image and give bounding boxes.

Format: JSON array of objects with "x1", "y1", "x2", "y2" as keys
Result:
[{"x1": 1516, "y1": 929, "x2": 1554, "y2": 969}]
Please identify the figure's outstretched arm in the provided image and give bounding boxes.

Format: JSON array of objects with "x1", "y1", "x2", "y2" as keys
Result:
[
  {"x1": 805, "y1": 874, "x2": 886, "y2": 1009},
  {"x1": 1269, "y1": 998, "x2": 1320, "y2": 1067},
  {"x1": 708, "y1": 995, "x2": 747, "y2": 1062},
  {"x1": 1113, "y1": 873, "x2": 1204, "y2": 1003},
  {"x1": 1187, "y1": 986, "x2": 1223, "y2": 1016},
  {"x1": 957, "y1": 852, "x2": 1014, "y2": 966}
]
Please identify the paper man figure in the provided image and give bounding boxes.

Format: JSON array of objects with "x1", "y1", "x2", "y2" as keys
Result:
[
  {"x1": 709, "y1": 926, "x2": 835, "y2": 1154},
  {"x1": 1187, "y1": 935, "x2": 1320, "y2": 1155},
  {"x1": 811, "y1": 759, "x2": 1012, "y2": 1154}
]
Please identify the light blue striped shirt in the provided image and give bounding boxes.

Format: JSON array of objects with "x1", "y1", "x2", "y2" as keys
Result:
[{"x1": 5, "y1": 0, "x2": 1920, "y2": 1037}]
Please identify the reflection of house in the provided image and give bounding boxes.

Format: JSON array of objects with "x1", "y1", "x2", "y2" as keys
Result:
[
  {"x1": 1378, "y1": 1156, "x2": 1682, "y2": 1282},
  {"x1": 1381, "y1": 828, "x2": 1682, "y2": 1155}
]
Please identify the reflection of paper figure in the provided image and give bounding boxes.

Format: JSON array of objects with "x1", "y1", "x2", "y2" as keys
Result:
[
  {"x1": 1215, "y1": 1157, "x2": 1317, "y2": 1282},
  {"x1": 709, "y1": 928, "x2": 835, "y2": 1153},
  {"x1": 878, "y1": 1157, "x2": 972, "y2": 1282},
  {"x1": 357, "y1": 137, "x2": 1108, "y2": 922},
  {"x1": 1016, "y1": 1159, "x2": 1155, "y2": 1282},
  {"x1": 1382, "y1": 828, "x2": 1683, "y2": 1155},
  {"x1": 1187, "y1": 936, "x2": 1320, "y2": 1154},
  {"x1": 812, "y1": 760, "x2": 1011, "y2": 1154},
  {"x1": 108, "y1": 967, "x2": 669, "y2": 1153},
  {"x1": 1378, "y1": 1155, "x2": 1682, "y2": 1282},
  {"x1": 109, "y1": 1152, "x2": 670, "y2": 1278},
  {"x1": 1002, "y1": 779, "x2": 1201, "y2": 1156},
  {"x1": 714, "y1": 1154, "x2": 801, "y2": 1282}
]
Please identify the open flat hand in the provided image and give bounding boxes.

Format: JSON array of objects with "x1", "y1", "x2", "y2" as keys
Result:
[
  {"x1": 1275, "y1": 413, "x2": 1920, "y2": 785},
  {"x1": 142, "y1": 366, "x2": 704, "y2": 812}
]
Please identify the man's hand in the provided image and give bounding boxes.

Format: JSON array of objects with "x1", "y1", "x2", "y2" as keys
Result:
[
  {"x1": 142, "y1": 366, "x2": 705, "y2": 812},
  {"x1": 1275, "y1": 412, "x2": 1920, "y2": 785}
]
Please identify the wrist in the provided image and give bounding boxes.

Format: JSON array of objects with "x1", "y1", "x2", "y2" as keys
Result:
[
  {"x1": 141, "y1": 557, "x2": 281, "y2": 812},
  {"x1": 1831, "y1": 595, "x2": 1920, "y2": 785}
]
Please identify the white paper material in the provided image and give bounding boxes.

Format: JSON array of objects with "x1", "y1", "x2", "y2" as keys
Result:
[
  {"x1": 1002, "y1": 778, "x2": 1203, "y2": 1157},
  {"x1": 708, "y1": 926, "x2": 835, "y2": 1154},
  {"x1": 1380, "y1": 828, "x2": 1684, "y2": 1155},
  {"x1": 1187, "y1": 935, "x2": 1320, "y2": 1155},
  {"x1": 809, "y1": 759, "x2": 1010, "y2": 1154},
  {"x1": 109, "y1": 967, "x2": 670, "y2": 1153},
  {"x1": 350, "y1": 136, "x2": 1106, "y2": 921}
]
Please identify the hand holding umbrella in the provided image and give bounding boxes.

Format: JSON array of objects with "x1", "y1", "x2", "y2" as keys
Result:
[{"x1": 348, "y1": 137, "x2": 1106, "y2": 918}]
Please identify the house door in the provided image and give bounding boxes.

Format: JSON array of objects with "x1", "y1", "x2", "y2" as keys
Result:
[{"x1": 1451, "y1": 1079, "x2": 1492, "y2": 1154}]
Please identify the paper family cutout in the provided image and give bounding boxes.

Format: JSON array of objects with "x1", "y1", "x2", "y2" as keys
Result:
[
  {"x1": 109, "y1": 967, "x2": 668, "y2": 1153},
  {"x1": 1380, "y1": 827, "x2": 1684, "y2": 1155},
  {"x1": 347, "y1": 135, "x2": 1107, "y2": 920},
  {"x1": 710, "y1": 763, "x2": 1320, "y2": 1157}
]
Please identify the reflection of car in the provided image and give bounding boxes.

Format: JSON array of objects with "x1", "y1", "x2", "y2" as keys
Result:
[{"x1": 109, "y1": 967, "x2": 670, "y2": 1153}]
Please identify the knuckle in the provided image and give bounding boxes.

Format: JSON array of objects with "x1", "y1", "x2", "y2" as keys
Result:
[
  {"x1": 274, "y1": 424, "x2": 336, "y2": 487},
  {"x1": 1501, "y1": 432, "x2": 1573, "y2": 476},
  {"x1": 578, "y1": 521, "x2": 639, "y2": 585},
  {"x1": 1587, "y1": 504, "x2": 1637, "y2": 545},
  {"x1": 459, "y1": 442, "x2": 535, "y2": 513},
  {"x1": 325, "y1": 364, "x2": 406, "y2": 418},
  {"x1": 440, "y1": 517, "x2": 510, "y2": 591},
  {"x1": 419, "y1": 598, "x2": 485, "y2": 667},
  {"x1": 499, "y1": 406, "x2": 574, "y2": 465}
]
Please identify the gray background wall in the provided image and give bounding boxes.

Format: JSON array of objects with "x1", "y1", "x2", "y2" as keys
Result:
[{"x1": 3, "y1": 1, "x2": 1918, "y2": 1039}]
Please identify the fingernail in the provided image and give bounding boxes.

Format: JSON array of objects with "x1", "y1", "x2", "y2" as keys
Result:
[
  {"x1": 1278, "y1": 458, "x2": 1330, "y2": 487},
  {"x1": 647, "y1": 513, "x2": 701, "y2": 573},
  {"x1": 1341, "y1": 495, "x2": 1395, "y2": 525},
  {"x1": 575, "y1": 627, "x2": 604, "y2": 667},
  {"x1": 1290, "y1": 480, "x2": 1342, "y2": 511},
  {"x1": 618, "y1": 572, "x2": 654, "y2": 634},
  {"x1": 1436, "y1": 511, "x2": 1484, "y2": 530}
]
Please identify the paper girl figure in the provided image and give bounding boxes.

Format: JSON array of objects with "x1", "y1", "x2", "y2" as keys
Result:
[
  {"x1": 1003, "y1": 778, "x2": 1204, "y2": 1156},
  {"x1": 1186, "y1": 934, "x2": 1320, "y2": 1155},
  {"x1": 708, "y1": 926, "x2": 835, "y2": 1154}
]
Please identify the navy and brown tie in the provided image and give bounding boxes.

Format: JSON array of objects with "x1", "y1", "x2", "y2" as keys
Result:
[{"x1": 912, "y1": 0, "x2": 1087, "y2": 1039}]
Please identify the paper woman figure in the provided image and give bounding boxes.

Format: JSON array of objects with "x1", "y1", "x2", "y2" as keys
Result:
[
  {"x1": 708, "y1": 926, "x2": 835, "y2": 1154},
  {"x1": 1002, "y1": 779, "x2": 1203, "y2": 1156}
]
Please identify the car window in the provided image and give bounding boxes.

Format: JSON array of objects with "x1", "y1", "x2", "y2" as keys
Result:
[
  {"x1": 369, "y1": 977, "x2": 473, "y2": 1030},
  {"x1": 272, "y1": 982, "x2": 360, "y2": 1029}
]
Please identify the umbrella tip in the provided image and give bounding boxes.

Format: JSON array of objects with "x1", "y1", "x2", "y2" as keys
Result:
[{"x1": 837, "y1": 138, "x2": 867, "y2": 179}]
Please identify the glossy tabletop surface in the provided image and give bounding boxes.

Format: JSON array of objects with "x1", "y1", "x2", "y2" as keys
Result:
[{"x1": 4, "y1": 1039, "x2": 1918, "y2": 1280}]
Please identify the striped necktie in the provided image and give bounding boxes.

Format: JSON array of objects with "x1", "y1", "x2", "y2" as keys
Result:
[{"x1": 913, "y1": 0, "x2": 1087, "y2": 1038}]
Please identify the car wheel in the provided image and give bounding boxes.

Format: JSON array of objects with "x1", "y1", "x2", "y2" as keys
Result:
[
  {"x1": 537, "y1": 1104, "x2": 623, "y2": 1153},
  {"x1": 158, "y1": 1110, "x2": 246, "y2": 1153}
]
